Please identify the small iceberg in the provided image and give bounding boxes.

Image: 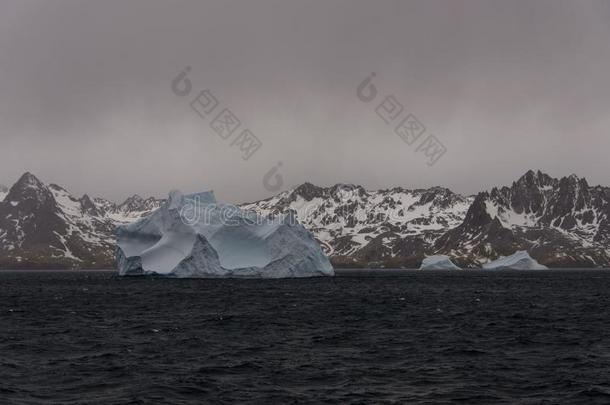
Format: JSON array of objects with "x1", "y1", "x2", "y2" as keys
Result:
[
  {"x1": 116, "y1": 190, "x2": 334, "y2": 278},
  {"x1": 482, "y1": 250, "x2": 548, "y2": 270},
  {"x1": 419, "y1": 255, "x2": 461, "y2": 270}
]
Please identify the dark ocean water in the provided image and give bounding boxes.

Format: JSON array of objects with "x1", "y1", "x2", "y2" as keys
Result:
[{"x1": 2, "y1": 270, "x2": 610, "y2": 404}]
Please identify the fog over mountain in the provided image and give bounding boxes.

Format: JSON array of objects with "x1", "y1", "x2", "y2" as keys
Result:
[{"x1": 1, "y1": 0, "x2": 609, "y2": 204}]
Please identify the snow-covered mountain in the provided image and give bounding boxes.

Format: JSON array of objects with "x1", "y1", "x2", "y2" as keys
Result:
[
  {"x1": 240, "y1": 183, "x2": 473, "y2": 268},
  {"x1": 1, "y1": 170, "x2": 609, "y2": 269},
  {"x1": 436, "y1": 170, "x2": 610, "y2": 267},
  {"x1": 0, "y1": 173, "x2": 162, "y2": 269}
]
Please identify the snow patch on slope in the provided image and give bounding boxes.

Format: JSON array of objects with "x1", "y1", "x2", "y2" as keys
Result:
[{"x1": 240, "y1": 185, "x2": 473, "y2": 257}]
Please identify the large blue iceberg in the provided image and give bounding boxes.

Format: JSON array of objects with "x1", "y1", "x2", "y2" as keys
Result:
[{"x1": 116, "y1": 190, "x2": 334, "y2": 278}]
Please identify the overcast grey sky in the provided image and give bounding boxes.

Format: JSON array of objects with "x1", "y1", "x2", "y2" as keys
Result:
[{"x1": 1, "y1": 0, "x2": 609, "y2": 203}]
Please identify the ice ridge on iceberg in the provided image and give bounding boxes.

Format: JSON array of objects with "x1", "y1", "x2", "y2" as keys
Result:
[
  {"x1": 482, "y1": 250, "x2": 548, "y2": 270},
  {"x1": 116, "y1": 190, "x2": 334, "y2": 278},
  {"x1": 419, "y1": 255, "x2": 461, "y2": 270}
]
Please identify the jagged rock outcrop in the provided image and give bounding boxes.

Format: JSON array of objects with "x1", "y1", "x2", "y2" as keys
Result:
[{"x1": 434, "y1": 170, "x2": 610, "y2": 267}]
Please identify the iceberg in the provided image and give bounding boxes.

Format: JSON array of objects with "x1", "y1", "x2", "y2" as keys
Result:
[
  {"x1": 116, "y1": 190, "x2": 334, "y2": 278},
  {"x1": 419, "y1": 255, "x2": 461, "y2": 270},
  {"x1": 482, "y1": 250, "x2": 548, "y2": 270}
]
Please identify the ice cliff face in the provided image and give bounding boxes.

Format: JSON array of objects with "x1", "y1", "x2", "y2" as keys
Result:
[{"x1": 116, "y1": 190, "x2": 334, "y2": 278}]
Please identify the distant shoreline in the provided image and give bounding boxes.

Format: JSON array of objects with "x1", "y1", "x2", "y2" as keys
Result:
[{"x1": 2, "y1": 268, "x2": 610, "y2": 273}]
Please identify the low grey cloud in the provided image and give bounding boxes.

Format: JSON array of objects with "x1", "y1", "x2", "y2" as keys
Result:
[{"x1": 1, "y1": 0, "x2": 609, "y2": 203}]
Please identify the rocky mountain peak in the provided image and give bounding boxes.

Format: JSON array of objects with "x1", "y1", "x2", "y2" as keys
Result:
[
  {"x1": 113, "y1": 194, "x2": 163, "y2": 218},
  {"x1": 291, "y1": 182, "x2": 325, "y2": 201},
  {"x1": 558, "y1": 173, "x2": 589, "y2": 189},
  {"x1": 514, "y1": 169, "x2": 555, "y2": 189},
  {"x1": 329, "y1": 183, "x2": 365, "y2": 202},
  {"x1": 416, "y1": 186, "x2": 465, "y2": 208},
  {"x1": 123, "y1": 194, "x2": 143, "y2": 203},
  {"x1": 48, "y1": 183, "x2": 67, "y2": 191},
  {"x1": 463, "y1": 192, "x2": 493, "y2": 229},
  {"x1": 0, "y1": 173, "x2": 67, "y2": 255},
  {"x1": 11, "y1": 172, "x2": 46, "y2": 193},
  {"x1": 118, "y1": 194, "x2": 144, "y2": 210},
  {"x1": 5, "y1": 172, "x2": 55, "y2": 206},
  {"x1": 16, "y1": 172, "x2": 44, "y2": 187},
  {"x1": 79, "y1": 194, "x2": 100, "y2": 216},
  {"x1": 0, "y1": 172, "x2": 165, "y2": 269}
]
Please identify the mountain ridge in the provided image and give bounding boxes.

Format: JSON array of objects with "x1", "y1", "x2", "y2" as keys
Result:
[
  {"x1": 0, "y1": 170, "x2": 609, "y2": 269},
  {"x1": 0, "y1": 172, "x2": 164, "y2": 269}
]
